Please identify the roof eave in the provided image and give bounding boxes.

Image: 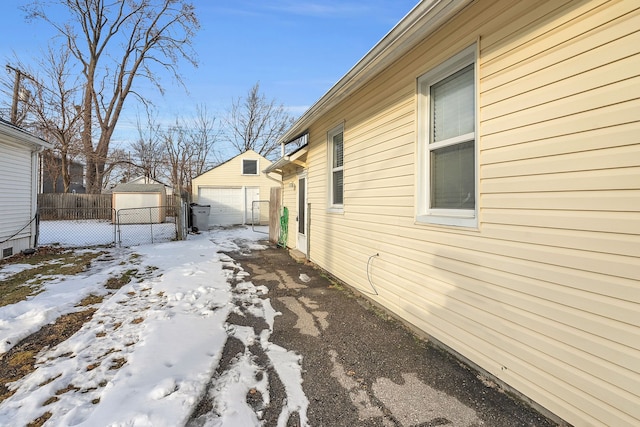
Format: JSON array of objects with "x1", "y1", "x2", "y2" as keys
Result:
[
  {"x1": 279, "y1": 0, "x2": 473, "y2": 144},
  {"x1": 0, "y1": 120, "x2": 53, "y2": 151},
  {"x1": 263, "y1": 146, "x2": 309, "y2": 174}
]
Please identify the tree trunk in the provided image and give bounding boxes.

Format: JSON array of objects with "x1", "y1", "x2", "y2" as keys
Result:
[
  {"x1": 61, "y1": 153, "x2": 71, "y2": 193},
  {"x1": 81, "y1": 78, "x2": 99, "y2": 193}
]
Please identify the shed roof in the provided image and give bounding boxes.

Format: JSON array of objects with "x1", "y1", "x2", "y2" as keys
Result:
[{"x1": 111, "y1": 183, "x2": 166, "y2": 193}]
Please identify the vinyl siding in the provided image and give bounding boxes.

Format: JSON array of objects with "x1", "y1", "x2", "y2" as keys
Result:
[
  {"x1": 191, "y1": 150, "x2": 278, "y2": 224},
  {"x1": 294, "y1": 0, "x2": 640, "y2": 426},
  {"x1": 0, "y1": 139, "x2": 35, "y2": 257}
]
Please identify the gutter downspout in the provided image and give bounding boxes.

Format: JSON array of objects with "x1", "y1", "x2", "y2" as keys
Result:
[{"x1": 32, "y1": 144, "x2": 46, "y2": 248}]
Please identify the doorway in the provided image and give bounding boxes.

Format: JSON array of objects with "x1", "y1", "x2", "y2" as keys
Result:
[{"x1": 297, "y1": 173, "x2": 307, "y2": 256}]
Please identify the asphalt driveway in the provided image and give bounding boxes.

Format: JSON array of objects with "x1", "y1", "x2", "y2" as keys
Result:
[{"x1": 215, "y1": 240, "x2": 558, "y2": 427}]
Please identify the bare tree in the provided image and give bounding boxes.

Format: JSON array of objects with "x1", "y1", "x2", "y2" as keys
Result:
[
  {"x1": 224, "y1": 82, "x2": 295, "y2": 160},
  {"x1": 131, "y1": 104, "x2": 217, "y2": 195},
  {"x1": 1, "y1": 47, "x2": 84, "y2": 193},
  {"x1": 188, "y1": 104, "x2": 219, "y2": 178},
  {"x1": 28, "y1": 47, "x2": 84, "y2": 193},
  {"x1": 99, "y1": 147, "x2": 133, "y2": 191},
  {"x1": 24, "y1": 0, "x2": 200, "y2": 193},
  {"x1": 40, "y1": 152, "x2": 63, "y2": 192},
  {"x1": 162, "y1": 123, "x2": 189, "y2": 196},
  {"x1": 160, "y1": 107, "x2": 218, "y2": 195},
  {"x1": 132, "y1": 107, "x2": 164, "y2": 181}
]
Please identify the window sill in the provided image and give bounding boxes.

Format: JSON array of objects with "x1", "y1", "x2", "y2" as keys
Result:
[
  {"x1": 327, "y1": 206, "x2": 344, "y2": 214},
  {"x1": 416, "y1": 212, "x2": 477, "y2": 228}
]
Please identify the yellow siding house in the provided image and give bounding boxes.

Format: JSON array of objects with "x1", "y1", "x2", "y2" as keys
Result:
[
  {"x1": 266, "y1": 1, "x2": 640, "y2": 426},
  {"x1": 192, "y1": 150, "x2": 279, "y2": 227}
]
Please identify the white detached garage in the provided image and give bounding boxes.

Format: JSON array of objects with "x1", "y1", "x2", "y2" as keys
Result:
[
  {"x1": 112, "y1": 183, "x2": 166, "y2": 224},
  {"x1": 192, "y1": 150, "x2": 279, "y2": 227}
]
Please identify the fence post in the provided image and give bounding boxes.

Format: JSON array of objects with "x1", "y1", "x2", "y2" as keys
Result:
[
  {"x1": 176, "y1": 196, "x2": 184, "y2": 241},
  {"x1": 112, "y1": 209, "x2": 117, "y2": 247},
  {"x1": 181, "y1": 200, "x2": 188, "y2": 240},
  {"x1": 269, "y1": 187, "x2": 282, "y2": 243}
]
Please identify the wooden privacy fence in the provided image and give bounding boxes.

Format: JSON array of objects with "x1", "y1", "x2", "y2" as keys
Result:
[
  {"x1": 38, "y1": 193, "x2": 112, "y2": 220},
  {"x1": 38, "y1": 193, "x2": 183, "y2": 220}
]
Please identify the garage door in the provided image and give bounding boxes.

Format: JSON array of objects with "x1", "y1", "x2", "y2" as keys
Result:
[{"x1": 198, "y1": 187, "x2": 243, "y2": 226}]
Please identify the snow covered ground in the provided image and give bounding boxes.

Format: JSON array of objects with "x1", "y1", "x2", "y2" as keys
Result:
[
  {"x1": 0, "y1": 226, "x2": 309, "y2": 426},
  {"x1": 38, "y1": 219, "x2": 178, "y2": 247}
]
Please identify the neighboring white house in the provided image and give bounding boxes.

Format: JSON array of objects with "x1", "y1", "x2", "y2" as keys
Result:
[
  {"x1": 191, "y1": 150, "x2": 280, "y2": 227},
  {"x1": 0, "y1": 119, "x2": 51, "y2": 259}
]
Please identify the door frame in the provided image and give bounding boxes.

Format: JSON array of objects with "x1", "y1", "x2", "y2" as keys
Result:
[
  {"x1": 244, "y1": 186, "x2": 260, "y2": 224},
  {"x1": 296, "y1": 171, "x2": 308, "y2": 256}
]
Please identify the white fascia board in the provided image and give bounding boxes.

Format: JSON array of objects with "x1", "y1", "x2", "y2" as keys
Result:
[{"x1": 0, "y1": 121, "x2": 52, "y2": 151}]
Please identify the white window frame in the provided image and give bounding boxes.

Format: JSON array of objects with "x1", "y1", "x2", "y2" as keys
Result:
[
  {"x1": 241, "y1": 158, "x2": 259, "y2": 176},
  {"x1": 327, "y1": 123, "x2": 344, "y2": 212},
  {"x1": 417, "y1": 44, "x2": 478, "y2": 228}
]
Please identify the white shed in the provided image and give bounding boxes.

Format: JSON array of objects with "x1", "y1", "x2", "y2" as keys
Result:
[
  {"x1": 112, "y1": 183, "x2": 167, "y2": 224},
  {"x1": 0, "y1": 119, "x2": 51, "y2": 259}
]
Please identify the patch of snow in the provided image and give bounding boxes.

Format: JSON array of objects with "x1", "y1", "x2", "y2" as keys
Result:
[
  {"x1": 299, "y1": 273, "x2": 311, "y2": 283},
  {"x1": 0, "y1": 225, "x2": 309, "y2": 426},
  {"x1": 0, "y1": 249, "x2": 126, "y2": 353}
]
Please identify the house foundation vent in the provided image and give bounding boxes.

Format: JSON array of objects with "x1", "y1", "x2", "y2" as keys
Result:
[{"x1": 2, "y1": 247, "x2": 13, "y2": 258}]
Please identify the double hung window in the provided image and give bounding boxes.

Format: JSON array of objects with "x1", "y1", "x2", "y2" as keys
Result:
[
  {"x1": 328, "y1": 125, "x2": 344, "y2": 209},
  {"x1": 418, "y1": 45, "x2": 477, "y2": 227}
]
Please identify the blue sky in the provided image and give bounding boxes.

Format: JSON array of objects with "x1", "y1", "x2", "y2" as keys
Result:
[{"x1": 0, "y1": 0, "x2": 419, "y2": 148}]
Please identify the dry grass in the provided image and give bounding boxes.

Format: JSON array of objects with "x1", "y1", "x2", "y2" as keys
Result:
[
  {"x1": 0, "y1": 247, "x2": 156, "y2": 418},
  {"x1": 0, "y1": 249, "x2": 104, "y2": 308},
  {"x1": 0, "y1": 309, "x2": 96, "y2": 403},
  {"x1": 77, "y1": 294, "x2": 105, "y2": 307},
  {"x1": 27, "y1": 411, "x2": 51, "y2": 427},
  {"x1": 105, "y1": 269, "x2": 138, "y2": 290}
]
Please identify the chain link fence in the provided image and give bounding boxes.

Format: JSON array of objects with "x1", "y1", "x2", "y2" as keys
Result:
[
  {"x1": 115, "y1": 205, "x2": 186, "y2": 247},
  {"x1": 37, "y1": 202, "x2": 188, "y2": 248},
  {"x1": 37, "y1": 208, "x2": 117, "y2": 247}
]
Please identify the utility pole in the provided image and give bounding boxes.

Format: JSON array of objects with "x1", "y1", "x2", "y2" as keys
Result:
[
  {"x1": 6, "y1": 65, "x2": 23, "y2": 124},
  {"x1": 6, "y1": 64, "x2": 39, "y2": 125}
]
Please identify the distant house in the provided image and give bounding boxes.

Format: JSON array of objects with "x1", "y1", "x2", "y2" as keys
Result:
[
  {"x1": 191, "y1": 150, "x2": 280, "y2": 227},
  {"x1": 266, "y1": 1, "x2": 640, "y2": 426},
  {"x1": 41, "y1": 153, "x2": 86, "y2": 194},
  {"x1": 0, "y1": 119, "x2": 52, "y2": 259}
]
